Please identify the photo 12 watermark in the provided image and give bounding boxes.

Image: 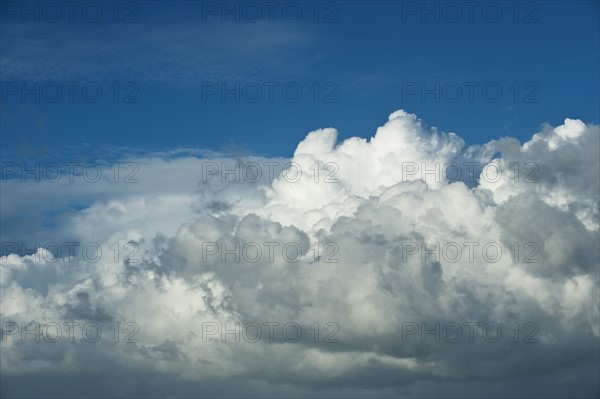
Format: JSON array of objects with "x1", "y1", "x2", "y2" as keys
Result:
[
  {"x1": 1, "y1": 81, "x2": 140, "y2": 104},
  {"x1": 1, "y1": 321, "x2": 139, "y2": 343},
  {"x1": 399, "y1": 321, "x2": 540, "y2": 343},
  {"x1": 201, "y1": 161, "x2": 339, "y2": 184},
  {"x1": 201, "y1": 321, "x2": 340, "y2": 343},
  {"x1": 198, "y1": 1, "x2": 340, "y2": 23},
  {"x1": 398, "y1": 161, "x2": 540, "y2": 184},
  {"x1": 400, "y1": 81, "x2": 540, "y2": 104},
  {"x1": 1, "y1": 241, "x2": 141, "y2": 264},
  {"x1": 200, "y1": 81, "x2": 339, "y2": 104},
  {"x1": 200, "y1": 241, "x2": 339, "y2": 264},
  {"x1": 1, "y1": 162, "x2": 140, "y2": 183},
  {"x1": 398, "y1": 1, "x2": 540, "y2": 24},
  {"x1": 400, "y1": 241, "x2": 540, "y2": 264},
  {"x1": 0, "y1": 1, "x2": 140, "y2": 23}
]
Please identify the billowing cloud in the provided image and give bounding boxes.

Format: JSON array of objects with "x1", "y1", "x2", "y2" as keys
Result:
[{"x1": 1, "y1": 110, "x2": 598, "y2": 397}]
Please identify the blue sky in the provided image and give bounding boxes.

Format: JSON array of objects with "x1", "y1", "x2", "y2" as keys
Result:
[{"x1": 1, "y1": 0, "x2": 598, "y2": 159}]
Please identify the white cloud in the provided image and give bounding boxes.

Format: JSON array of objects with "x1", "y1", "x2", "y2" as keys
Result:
[{"x1": 1, "y1": 110, "x2": 598, "y2": 397}]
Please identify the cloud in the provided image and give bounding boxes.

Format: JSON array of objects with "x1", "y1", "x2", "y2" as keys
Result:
[
  {"x1": 1, "y1": 110, "x2": 598, "y2": 397},
  {"x1": 0, "y1": 16, "x2": 316, "y2": 86}
]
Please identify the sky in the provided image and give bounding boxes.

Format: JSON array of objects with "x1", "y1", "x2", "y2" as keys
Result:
[
  {"x1": 1, "y1": 0, "x2": 599, "y2": 158},
  {"x1": 1, "y1": 1, "x2": 600, "y2": 398}
]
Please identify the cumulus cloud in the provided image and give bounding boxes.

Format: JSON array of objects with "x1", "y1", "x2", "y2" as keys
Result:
[{"x1": 1, "y1": 110, "x2": 598, "y2": 397}]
